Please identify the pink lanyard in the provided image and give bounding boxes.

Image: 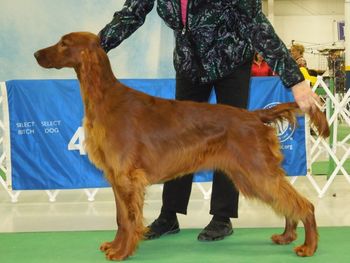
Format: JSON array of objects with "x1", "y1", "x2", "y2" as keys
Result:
[{"x1": 181, "y1": 0, "x2": 188, "y2": 25}]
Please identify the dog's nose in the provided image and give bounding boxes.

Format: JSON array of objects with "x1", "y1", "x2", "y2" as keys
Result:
[{"x1": 34, "y1": 51, "x2": 40, "y2": 60}]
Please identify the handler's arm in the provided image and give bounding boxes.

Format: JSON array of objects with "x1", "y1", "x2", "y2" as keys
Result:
[
  {"x1": 99, "y1": 0, "x2": 155, "y2": 52},
  {"x1": 236, "y1": 0, "x2": 319, "y2": 112},
  {"x1": 236, "y1": 0, "x2": 304, "y2": 88}
]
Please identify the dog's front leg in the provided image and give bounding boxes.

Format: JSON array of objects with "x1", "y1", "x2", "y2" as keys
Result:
[
  {"x1": 102, "y1": 170, "x2": 148, "y2": 261},
  {"x1": 100, "y1": 185, "x2": 123, "y2": 253}
]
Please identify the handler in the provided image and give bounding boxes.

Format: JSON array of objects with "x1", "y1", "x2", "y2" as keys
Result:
[{"x1": 99, "y1": 0, "x2": 320, "y2": 242}]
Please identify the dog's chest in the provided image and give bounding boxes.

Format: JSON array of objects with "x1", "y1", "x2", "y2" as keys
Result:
[{"x1": 83, "y1": 119, "x2": 108, "y2": 170}]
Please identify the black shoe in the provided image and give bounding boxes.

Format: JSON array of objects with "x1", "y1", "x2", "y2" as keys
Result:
[
  {"x1": 197, "y1": 219, "x2": 233, "y2": 242},
  {"x1": 144, "y1": 217, "x2": 180, "y2": 240}
]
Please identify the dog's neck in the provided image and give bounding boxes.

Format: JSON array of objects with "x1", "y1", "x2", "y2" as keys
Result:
[
  {"x1": 76, "y1": 49, "x2": 117, "y2": 88},
  {"x1": 75, "y1": 48, "x2": 117, "y2": 118}
]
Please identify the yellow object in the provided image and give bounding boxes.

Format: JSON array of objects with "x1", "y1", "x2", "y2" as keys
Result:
[{"x1": 300, "y1": 67, "x2": 317, "y2": 86}]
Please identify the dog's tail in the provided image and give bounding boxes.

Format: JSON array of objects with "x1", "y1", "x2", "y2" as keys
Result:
[{"x1": 254, "y1": 102, "x2": 330, "y2": 138}]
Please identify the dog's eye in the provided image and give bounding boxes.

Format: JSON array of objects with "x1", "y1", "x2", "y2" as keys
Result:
[{"x1": 60, "y1": 39, "x2": 71, "y2": 48}]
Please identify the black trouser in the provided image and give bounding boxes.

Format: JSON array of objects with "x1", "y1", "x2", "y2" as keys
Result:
[{"x1": 161, "y1": 61, "x2": 252, "y2": 218}]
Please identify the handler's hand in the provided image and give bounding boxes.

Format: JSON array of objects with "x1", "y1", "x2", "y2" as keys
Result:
[{"x1": 291, "y1": 80, "x2": 320, "y2": 113}]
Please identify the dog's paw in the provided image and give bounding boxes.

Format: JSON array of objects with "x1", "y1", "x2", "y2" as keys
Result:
[
  {"x1": 100, "y1": 241, "x2": 113, "y2": 252},
  {"x1": 294, "y1": 244, "x2": 316, "y2": 257},
  {"x1": 105, "y1": 248, "x2": 130, "y2": 261},
  {"x1": 271, "y1": 233, "x2": 297, "y2": 245}
]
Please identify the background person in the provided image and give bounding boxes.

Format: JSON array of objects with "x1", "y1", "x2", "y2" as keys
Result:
[
  {"x1": 290, "y1": 43, "x2": 317, "y2": 85},
  {"x1": 290, "y1": 43, "x2": 307, "y2": 68},
  {"x1": 251, "y1": 52, "x2": 275, "y2": 76}
]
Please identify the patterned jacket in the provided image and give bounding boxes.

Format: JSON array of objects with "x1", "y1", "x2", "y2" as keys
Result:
[{"x1": 99, "y1": 0, "x2": 304, "y2": 87}]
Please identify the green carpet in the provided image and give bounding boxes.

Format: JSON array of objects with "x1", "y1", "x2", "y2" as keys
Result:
[
  {"x1": 1, "y1": 227, "x2": 349, "y2": 263},
  {"x1": 337, "y1": 124, "x2": 350, "y2": 142},
  {"x1": 312, "y1": 160, "x2": 350, "y2": 175},
  {"x1": 0, "y1": 168, "x2": 5, "y2": 181}
]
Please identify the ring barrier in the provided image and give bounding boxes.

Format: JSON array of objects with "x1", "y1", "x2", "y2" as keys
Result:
[{"x1": 307, "y1": 76, "x2": 350, "y2": 197}]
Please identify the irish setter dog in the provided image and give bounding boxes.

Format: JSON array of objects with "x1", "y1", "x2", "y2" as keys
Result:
[{"x1": 34, "y1": 32, "x2": 329, "y2": 260}]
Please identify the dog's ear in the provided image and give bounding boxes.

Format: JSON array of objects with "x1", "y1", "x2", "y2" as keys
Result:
[{"x1": 79, "y1": 49, "x2": 103, "y2": 100}]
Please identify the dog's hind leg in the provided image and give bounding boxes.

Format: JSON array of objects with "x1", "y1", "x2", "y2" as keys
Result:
[
  {"x1": 226, "y1": 164, "x2": 317, "y2": 256},
  {"x1": 256, "y1": 176, "x2": 318, "y2": 257},
  {"x1": 293, "y1": 204, "x2": 318, "y2": 257},
  {"x1": 103, "y1": 169, "x2": 149, "y2": 261},
  {"x1": 271, "y1": 217, "x2": 298, "y2": 245}
]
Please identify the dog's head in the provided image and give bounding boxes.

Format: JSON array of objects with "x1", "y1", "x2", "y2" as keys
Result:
[{"x1": 34, "y1": 32, "x2": 101, "y2": 69}]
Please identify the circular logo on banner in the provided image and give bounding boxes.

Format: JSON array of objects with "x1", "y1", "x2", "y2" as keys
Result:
[{"x1": 264, "y1": 102, "x2": 296, "y2": 142}]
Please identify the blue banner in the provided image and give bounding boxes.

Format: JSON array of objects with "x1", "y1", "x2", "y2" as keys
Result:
[
  {"x1": 248, "y1": 77, "x2": 306, "y2": 177},
  {"x1": 6, "y1": 77, "x2": 306, "y2": 190}
]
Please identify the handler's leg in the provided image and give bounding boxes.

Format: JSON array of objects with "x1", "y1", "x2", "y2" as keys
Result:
[
  {"x1": 197, "y1": 61, "x2": 252, "y2": 241},
  {"x1": 145, "y1": 75, "x2": 212, "y2": 240}
]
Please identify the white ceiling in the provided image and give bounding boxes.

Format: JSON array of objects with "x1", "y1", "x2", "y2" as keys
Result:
[{"x1": 262, "y1": 0, "x2": 345, "y2": 16}]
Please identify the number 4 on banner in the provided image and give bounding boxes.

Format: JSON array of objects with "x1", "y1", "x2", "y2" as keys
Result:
[{"x1": 68, "y1": 127, "x2": 86, "y2": 155}]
